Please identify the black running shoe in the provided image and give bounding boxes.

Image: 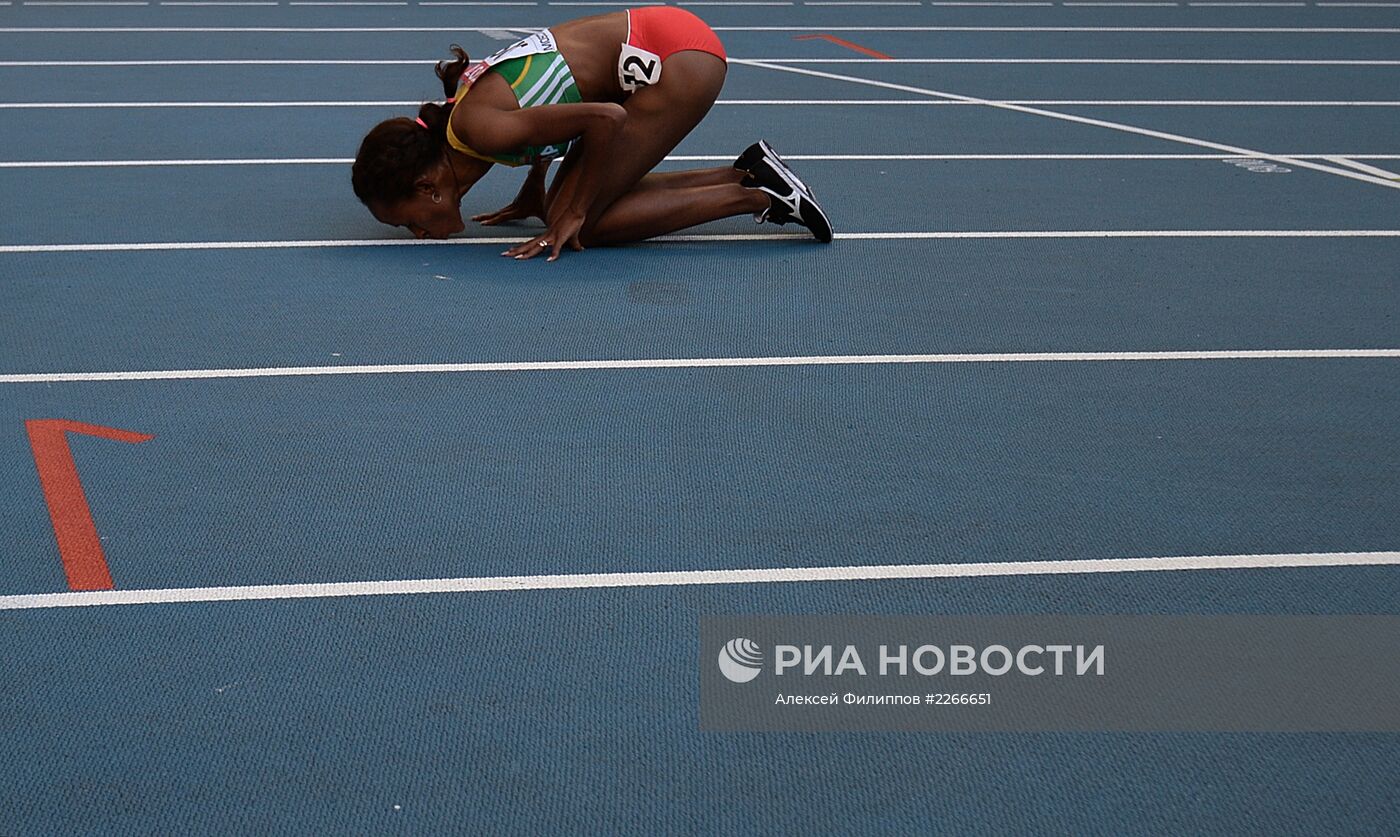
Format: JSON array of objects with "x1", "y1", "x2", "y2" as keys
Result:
[
  {"x1": 737, "y1": 142, "x2": 833, "y2": 243},
  {"x1": 733, "y1": 141, "x2": 764, "y2": 172},
  {"x1": 733, "y1": 139, "x2": 816, "y2": 198}
]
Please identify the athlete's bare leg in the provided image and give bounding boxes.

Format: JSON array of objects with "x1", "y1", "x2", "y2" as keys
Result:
[
  {"x1": 583, "y1": 182, "x2": 768, "y2": 244},
  {"x1": 525, "y1": 49, "x2": 761, "y2": 245},
  {"x1": 628, "y1": 166, "x2": 746, "y2": 191},
  {"x1": 542, "y1": 50, "x2": 728, "y2": 245},
  {"x1": 539, "y1": 156, "x2": 759, "y2": 239}
]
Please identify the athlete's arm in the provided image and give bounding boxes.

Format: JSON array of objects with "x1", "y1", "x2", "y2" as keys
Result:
[
  {"x1": 458, "y1": 101, "x2": 627, "y2": 260},
  {"x1": 457, "y1": 101, "x2": 625, "y2": 159}
]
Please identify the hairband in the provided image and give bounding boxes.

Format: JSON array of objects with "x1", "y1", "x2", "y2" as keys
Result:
[{"x1": 415, "y1": 117, "x2": 429, "y2": 129}]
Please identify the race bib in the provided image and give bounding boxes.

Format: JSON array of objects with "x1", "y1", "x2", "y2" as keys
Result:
[
  {"x1": 617, "y1": 43, "x2": 663, "y2": 93},
  {"x1": 456, "y1": 29, "x2": 557, "y2": 97},
  {"x1": 486, "y1": 29, "x2": 557, "y2": 66}
]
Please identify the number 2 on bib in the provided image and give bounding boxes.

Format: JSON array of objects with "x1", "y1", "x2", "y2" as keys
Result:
[{"x1": 618, "y1": 44, "x2": 662, "y2": 92}]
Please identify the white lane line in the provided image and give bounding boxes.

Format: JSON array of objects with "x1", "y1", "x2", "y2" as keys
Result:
[
  {"x1": 6, "y1": 99, "x2": 1400, "y2": 107},
  {"x1": 0, "y1": 60, "x2": 370, "y2": 66},
  {"x1": 22, "y1": 1, "x2": 149, "y2": 4},
  {"x1": 3, "y1": 231, "x2": 1400, "y2": 256},
  {"x1": 737, "y1": 60, "x2": 1400, "y2": 191},
  {"x1": 679, "y1": 152, "x2": 1400, "y2": 160},
  {"x1": 5, "y1": 58, "x2": 1398, "y2": 66},
  {"x1": 3, "y1": 551, "x2": 1397, "y2": 611},
  {"x1": 1063, "y1": 3, "x2": 1179, "y2": 7},
  {"x1": 745, "y1": 58, "x2": 1400, "y2": 64},
  {"x1": 715, "y1": 25, "x2": 1400, "y2": 30},
  {"x1": 420, "y1": 2, "x2": 537, "y2": 4},
  {"x1": 927, "y1": 2, "x2": 1055, "y2": 5},
  {"x1": 0, "y1": 99, "x2": 863, "y2": 108},
  {"x1": 1324, "y1": 156, "x2": 1400, "y2": 179},
  {"x1": 288, "y1": 1, "x2": 407, "y2": 4},
  {"x1": 766, "y1": 100, "x2": 1400, "y2": 106},
  {"x1": 0, "y1": 99, "x2": 944, "y2": 107},
  {"x1": 991, "y1": 100, "x2": 1400, "y2": 105},
  {"x1": 5, "y1": 25, "x2": 1400, "y2": 32},
  {"x1": 0, "y1": 100, "x2": 430, "y2": 108},
  {"x1": 10, "y1": 154, "x2": 1400, "y2": 168},
  {"x1": 0, "y1": 157, "x2": 347, "y2": 167},
  {"x1": 3, "y1": 350, "x2": 1399, "y2": 384},
  {"x1": 9, "y1": 154, "x2": 1400, "y2": 168},
  {"x1": 1191, "y1": 2, "x2": 1306, "y2": 5},
  {"x1": 6, "y1": 231, "x2": 1400, "y2": 256},
  {"x1": 160, "y1": 2, "x2": 278, "y2": 5},
  {"x1": 805, "y1": 2, "x2": 923, "y2": 5},
  {"x1": 1315, "y1": 3, "x2": 1400, "y2": 6}
]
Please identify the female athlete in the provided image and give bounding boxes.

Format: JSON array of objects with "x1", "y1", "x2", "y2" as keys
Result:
[{"x1": 351, "y1": 7, "x2": 832, "y2": 261}]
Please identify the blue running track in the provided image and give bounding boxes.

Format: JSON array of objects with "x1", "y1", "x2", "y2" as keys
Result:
[{"x1": 2, "y1": 1, "x2": 1398, "y2": 832}]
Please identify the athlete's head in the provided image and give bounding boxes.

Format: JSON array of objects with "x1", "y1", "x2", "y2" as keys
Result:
[
  {"x1": 351, "y1": 105, "x2": 465, "y2": 238},
  {"x1": 351, "y1": 47, "x2": 474, "y2": 238}
]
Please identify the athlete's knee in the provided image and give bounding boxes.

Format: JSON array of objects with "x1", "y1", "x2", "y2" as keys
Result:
[
  {"x1": 578, "y1": 210, "x2": 608, "y2": 244},
  {"x1": 577, "y1": 223, "x2": 610, "y2": 249}
]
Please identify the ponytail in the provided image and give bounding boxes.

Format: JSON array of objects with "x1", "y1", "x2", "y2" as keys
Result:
[{"x1": 436, "y1": 44, "x2": 472, "y2": 100}]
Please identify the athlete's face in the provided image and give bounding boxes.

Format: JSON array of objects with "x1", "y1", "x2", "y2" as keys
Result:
[{"x1": 371, "y1": 165, "x2": 465, "y2": 239}]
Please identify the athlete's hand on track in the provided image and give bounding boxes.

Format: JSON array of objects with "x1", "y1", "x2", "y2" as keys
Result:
[
  {"x1": 473, "y1": 182, "x2": 546, "y2": 226},
  {"x1": 474, "y1": 164, "x2": 547, "y2": 226},
  {"x1": 472, "y1": 200, "x2": 541, "y2": 226},
  {"x1": 503, "y1": 209, "x2": 586, "y2": 263}
]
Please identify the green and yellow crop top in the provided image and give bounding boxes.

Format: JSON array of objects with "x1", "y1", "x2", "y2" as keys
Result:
[{"x1": 445, "y1": 29, "x2": 584, "y2": 168}]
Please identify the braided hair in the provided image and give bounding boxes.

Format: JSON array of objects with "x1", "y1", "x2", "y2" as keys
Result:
[{"x1": 350, "y1": 46, "x2": 474, "y2": 206}]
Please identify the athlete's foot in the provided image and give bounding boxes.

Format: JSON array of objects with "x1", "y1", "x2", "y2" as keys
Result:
[
  {"x1": 734, "y1": 140, "x2": 815, "y2": 197},
  {"x1": 737, "y1": 141, "x2": 833, "y2": 243},
  {"x1": 733, "y1": 141, "x2": 765, "y2": 174}
]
